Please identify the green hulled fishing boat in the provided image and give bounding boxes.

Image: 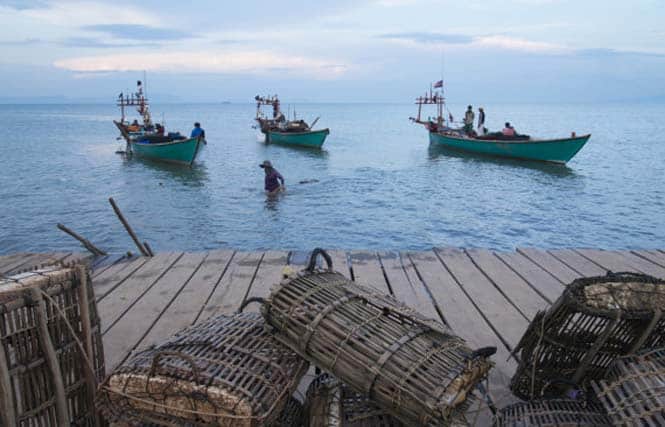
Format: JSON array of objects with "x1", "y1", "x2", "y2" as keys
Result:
[
  {"x1": 410, "y1": 85, "x2": 590, "y2": 164},
  {"x1": 429, "y1": 132, "x2": 590, "y2": 164},
  {"x1": 115, "y1": 80, "x2": 205, "y2": 166},
  {"x1": 254, "y1": 95, "x2": 329, "y2": 149}
]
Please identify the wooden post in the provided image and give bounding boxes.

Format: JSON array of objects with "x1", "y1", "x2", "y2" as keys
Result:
[
  {"x1": 57, "y1": 223, "x2": 107, "y2": 257},
  {"x1": 30, "y1": 287, "x2": 70, "y2": 426},
  {"x1": 108, "y1": 197, "x2": 150, "y2": 257},
  {"x1": 76, "y1": 266, "x2": 102, "y2": 427},
  {"x1": 143, "y1": 241, "x2": 155, "y2": 257}
]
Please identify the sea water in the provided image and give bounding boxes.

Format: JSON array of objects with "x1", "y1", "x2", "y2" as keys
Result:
[{"x1": 1, "y1": 102, "x2": 664, "y2": 254}]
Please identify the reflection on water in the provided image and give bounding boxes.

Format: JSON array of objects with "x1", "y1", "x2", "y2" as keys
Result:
[
  {"x1": 427, "y1": 143, "x2": 577, "y2": 178},
  {"x1": 1, "y1": 102, "x2": 664, "y2": 254}
]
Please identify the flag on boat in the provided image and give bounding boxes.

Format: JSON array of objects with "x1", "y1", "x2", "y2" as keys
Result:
[{"x1": 433, "y1": 80, "x2": 443, "y2": 88}]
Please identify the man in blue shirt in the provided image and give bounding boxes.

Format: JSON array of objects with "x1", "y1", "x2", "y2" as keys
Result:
[{"x1": 190, "y1": 122, "x2": 205, "y2": 139}]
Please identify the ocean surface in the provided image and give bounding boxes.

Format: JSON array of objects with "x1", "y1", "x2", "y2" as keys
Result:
[{"x1": 1, "y1": 102, "x2": 664, "y2": 255}]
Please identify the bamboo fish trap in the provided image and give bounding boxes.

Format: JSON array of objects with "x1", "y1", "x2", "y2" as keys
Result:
[
  {"x1": 274, "y1": 397, "x2": 305, "y2": 427},
  {"x1": 97, "y1": 311, "x2": 309, "y2": 427},
  {"x1": 0, "y1": 266, "x2": 105, "y2": 427},
  {"x1": 510, "y1": 271, "x2": 665, "y2": 400},
  {"x1": 493, "y1": 399, "x2": 611, "y2": 426},
  {"x1": 591, "y1": 347, "x2": 665, "y2": 425},
  {"x1": 256, "y1": 248, "x2": 495, "y2": 426}
]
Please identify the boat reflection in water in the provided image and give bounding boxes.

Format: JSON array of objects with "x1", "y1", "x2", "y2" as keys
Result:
[
  {"x1": 427, "y1": 143, "x2": 578, "y2": 178},
  {"x1": 123, "y1": 156, "x2": 210, "y2": 187}
]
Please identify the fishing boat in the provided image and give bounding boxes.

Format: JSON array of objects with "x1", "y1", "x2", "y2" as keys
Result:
[
  {"x1": 410, "y1": 87, "x2": 590, "y2": 164},
  {"x1": 254, "y1": 95, "x2": 329, "y2": 148},
  {"x1": 114, "y1": 80, "x2": 205, "y2": 166}
]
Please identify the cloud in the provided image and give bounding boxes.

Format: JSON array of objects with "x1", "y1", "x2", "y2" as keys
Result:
[
  {"x1": 577, "y1": 48, "x2": 665, "y2": 58},
  {"x1": 0, "y1": 37, "x2": 42, "y2": 45},
  {"x1": 60, "y1": 36, "x2": 160, "y2": 48},
  {"x1": 21, "y1": 1, "x2": 156, "y2": 26},
  {"x1": 82, "y1": 24, "x2": 192, "y2": 41},
  {"x1": 474, "y1": 35, "x2": 567, "y2": 53},
  {"x1": 379, "y1": 31, "x2": 568, "y2": 53},
  {"x1": 378, "y1": 32, "x2": 473, "y2": 44},
  {"x1": 0, "y1": 0, "x2": 48, "y2": 10},
  {"x1": 53, "y1": 51, "x2": 349, "y2": 78}
]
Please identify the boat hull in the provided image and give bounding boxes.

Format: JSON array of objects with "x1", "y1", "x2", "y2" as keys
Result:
[
  {"x1": 267, "y1": 129, "x2": 329, "y2": 148},
  {"x1": 429, "y1": 132, "x2": 590, "y2": 163},
  {"x1": 130, "y1": 137, "x2": 204, "y2": 165}
]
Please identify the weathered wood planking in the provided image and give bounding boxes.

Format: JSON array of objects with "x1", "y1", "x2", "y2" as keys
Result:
[
  {"x1": 379, "y1": 251, "x2": 441, "y2": 322},
  {"x1": 517, "y1": 247, "x2": 581, "y2": 284},
  {"x1": 196, "y1": 251, "x2": 262, "y2": 323},
  {"x1": 93, "y1": 256, "x2": 149, "y2": 301},
  {"x1": 1, "y1": 252, "x2": 69, "y2": 275},
  {"x1": 241, "y1": 251, "x2": 288, "y2": 313},
  {"x1": 137, "y1": 250, "x2": 234, "y2": 350},
  {"x1": 631, "y1": 250, "x2": 665, "y2": 269},
  {"x1": 348, "y1": 251, "x2": 390, "y2": 293},
  {"x1": 576, "y1": 249, "x2": 665, "y2": 277},
  {"x1": 98, "y1": 252, "x2": 182, "y2": 333},
  {"x1": 408, "y1": 251, "x2": 517, "y2": 422},
  {"x1": 547, "y1": 249, "x2": 607, "y2": 277},
  {"x1": 493, "y1": 251, "x2": 564, "y2": 304},
  {"x1": 435, "y1": 248, "x2": 529, "y2": 352},
  {"x1": 466, "y1": 249, "x2": 548, "y2": 321},
  {"x1": 0, "y1": 252, "x2": 31, "y2": 272},
  {"x1": 102, "y1": 252, "x2": 206, "y2": 370}
]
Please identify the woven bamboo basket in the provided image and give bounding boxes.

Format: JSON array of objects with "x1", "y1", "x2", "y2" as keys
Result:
[
  {"x1": 273, "y1": 396, "x2": 305, "y2": 427},
  {"x1": 493, "y1": 399, "x2": 611, "y2": 426},
  {"x1": 591, "y1": 347, "x2": 665, "y2": 425},
  {"x1": 305, "y1": 373, "x2": 407, "y2": 427},
  {"x1": 257, "y1": 248, "x2": 495, "y2": 426},
  {"x1": 97, "y1": 311, "x2": 309, "y2": 427},
  {"x1": 510, "y1": 271, "x2": 665, "y2": 400},
  {"x1": 0, "y1": 265, "x2": 105, "y2": 427}
]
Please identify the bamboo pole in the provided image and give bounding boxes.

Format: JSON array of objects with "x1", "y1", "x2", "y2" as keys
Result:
[
  {"x1": 108, "y1": 197, "x2": 150, "y2": 257},
  {"x1": 57, "y1": 223, "x2": 107, "y2": 257},
  {"x1": 30, "y1": 287, "x2": 70, "y2": 426},
  {"x1": 0, "y1": 337, "x2": 16, "y2": 427},
  {"x1": 143, "y1": 241, "x2": 155, "y2": 257}
]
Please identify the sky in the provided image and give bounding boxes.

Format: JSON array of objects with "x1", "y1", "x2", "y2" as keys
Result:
[{"x1": 1, "y1": 0, "x2": 664, "y2": 103}]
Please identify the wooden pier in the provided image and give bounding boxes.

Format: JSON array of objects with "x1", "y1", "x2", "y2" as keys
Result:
[{"x1": 3, "y1": 247, "x2": 665, "y2": 419}]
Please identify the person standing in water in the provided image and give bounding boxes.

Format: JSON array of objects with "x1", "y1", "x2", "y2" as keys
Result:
[{"x1": 260, "y1": 160, "x2": 285, "y2": 196}]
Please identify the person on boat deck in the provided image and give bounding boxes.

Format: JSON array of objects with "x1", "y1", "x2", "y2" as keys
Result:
[
  {"x1": 477, "y1": 107, "x2": 486, "y2": 135},
  {"x1": 155, "y1": 123, "x2": 164, "y2": 136},
  {"x1": 502, "y1": 122, "x2": 516, "y2": 136},
  {"x1": 260, "y1": 160, "x2": 285, "y2": 196},
  {"x1": 463, "y1": 106, "x2": 474, "y2": 134},
  {"x1": 127, "y1": 119, "x2": 140, "y2": 132},
  {"x1": 190, "y1": 122, "x2": 205, "y2": 139}
]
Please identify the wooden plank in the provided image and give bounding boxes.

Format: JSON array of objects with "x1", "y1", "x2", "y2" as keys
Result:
[
  {"x1": 378, "y1": 251, "x2": 441, "y2": 322},
  {"x1": 517, "y1": 248, "x2": 581, "y2": 284},
  {"x1": 610, "y1": 250, "x2": 665, "y2": 278},
  {"x1": 242, "y1": 251, "x2": 288, "y2": 313},
  {"x1": 494, "y1": 251, "x2": 565, "y2": 304},
  {"x1": 2, "y1": 253, "x2": 60, "y2": 275},
  {"x1": 103, "y1": 252, "x2": 206, "y2": 370},
  {"x1": 93, "y1": 256, "x2": 150, "y2": 301},
  {"x1": 348, "y1": 251, "x2": 390, "y2": 293},
  {"x1": 435, "y1": 248, "x2": 529, "y2": 351},
  {"x1": 196, "y1": 251, "x2": 262, "y2": 324},
  {"x1": 98, "y1": 252, "x2": 182, "y2": 334},
  {"x1": 466, "y1": 249, "x2": 548, "y2": 321},
  {"x1": 91, "y1": 254, "x2": 129, "y2": 278},
  {"x1": 547, "y1": 249, "x2": 607, "y2": 277},
  {"x1": 327, "y1": 250, "x2": 351, "y2": 279},
  {"x1": 408, "y1": 251, "x2": 517, "y2": 422},
  {"x1": 576, "y1": 249, "x2": 665, "y2": 277},
  {"x1": 631, "y1": 250, "x2": 665, "y2": 269},
  {"x1": 137, "y1": 250, "x2": 235, "y2": 351},
  {"x1": 0, "y1": 252, "x2": 30, "y2": 272},
  {"x1": 400, "y1": 252, "x2": 447, "y2": 324}
]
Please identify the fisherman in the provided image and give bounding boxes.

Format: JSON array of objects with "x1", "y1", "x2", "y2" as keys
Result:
[
  {"x1": 260, "y1": 160, "x2": 285, "y2": 196},
  {"x1": 477, "y1": 107, "x2": 486, "y2": 135},
  {"x1": 190, "y1": 122, "x2": 205, "y2": 139},
  {"x1": 155, "y1": 123, "x2": 165, "y2": 136},
  {"x1": 127, "y1": 119, "x2": 140, "y2": 132},
  {"x1": 463, "y1": 106, "x2": 474, "y2": 134},
  {"x1": 502, "y1": 122, "x2": 516, "y2": 137}
]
